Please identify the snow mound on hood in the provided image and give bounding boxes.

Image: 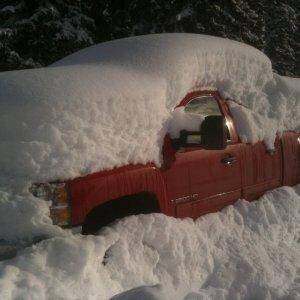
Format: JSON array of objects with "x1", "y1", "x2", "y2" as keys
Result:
[
  {"x1": 0, "y1": 33, "x2": 298, "y2": 185},
  {"x1": 0, "y1": 185, "x2": 299, "y2": 299},
  {"x1": 0, "y1": 64, "x2": 166, "y2": 185}
]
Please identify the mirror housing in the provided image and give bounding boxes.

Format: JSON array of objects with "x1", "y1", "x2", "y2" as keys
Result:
[{"x1": 200, "y1": 115, "x2": 227, "y2": 150}]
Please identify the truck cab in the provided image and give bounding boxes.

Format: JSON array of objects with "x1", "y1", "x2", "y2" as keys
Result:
[{"x1": 163, "y1": 90, "x2": 285, "y2": 219}]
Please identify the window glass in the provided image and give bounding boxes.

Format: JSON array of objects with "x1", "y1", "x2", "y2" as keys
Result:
[
  {"x1": 183, "y1": 95, "x2": 231, "y2": 143},
  {"x1": 186, "y1": 133, "x2": 201, "y2": 144},
  {"x1": 184, "y1": 95, "x2": 222, "y2": 116}
]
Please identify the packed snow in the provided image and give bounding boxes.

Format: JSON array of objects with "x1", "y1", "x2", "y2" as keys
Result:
[
  {"x1": 0, "y1": 185, "x2": 299, "y2": 299},
  {"x1": 0, "y1": 33, "x2": 299, "y2": 299}
]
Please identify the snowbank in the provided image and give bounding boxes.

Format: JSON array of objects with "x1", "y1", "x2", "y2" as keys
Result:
[
  {"x1": 0, "y1": 185, "x2": 299, "y2": 300},
  {"x1": 0, "y1": 190, "x2": 64, "y2": 241}
]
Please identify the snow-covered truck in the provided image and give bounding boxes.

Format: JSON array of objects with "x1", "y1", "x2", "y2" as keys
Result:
[
  {"x1": 1, "y1": 34, "x2": 299, "y2": 234},
  {"x1": 30, "y1": 89, "x2": 300, "y2": 234}
]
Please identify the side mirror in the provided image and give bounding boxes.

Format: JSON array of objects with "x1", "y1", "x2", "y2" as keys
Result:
[{"x1": 200, "y1": 115, "x2": 227, "y2": 150}]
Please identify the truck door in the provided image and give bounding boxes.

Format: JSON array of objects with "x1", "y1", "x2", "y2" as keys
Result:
[
  {"x1": 162, "y1": 134, "x2": 190, "y2": 217},
  {"x1": 241, "y1": 138, "x2": 282, "y2": 201},
  {"x1": 174, "y1": 91, "x2": 243, "y2": 218},
  {"x1": 281, "y1": 131, "x2": 300, "y2": 186}
]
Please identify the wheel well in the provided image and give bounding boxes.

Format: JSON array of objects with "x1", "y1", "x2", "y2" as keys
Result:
[{"x1": 81, "y1": 192, "x2": 160, "y2": 234}]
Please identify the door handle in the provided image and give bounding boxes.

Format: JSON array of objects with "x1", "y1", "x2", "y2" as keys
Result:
[{"x1": 221, "y1": 155, "x2": 237, "y2": 165}]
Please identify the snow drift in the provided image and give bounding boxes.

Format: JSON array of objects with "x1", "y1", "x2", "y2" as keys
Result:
[
  {"x1": 0, "y1": 33, "x2": 299, "y2": 186},
  {"x1": 0, "y1": 185, "x2": 299, "y2": 299}
]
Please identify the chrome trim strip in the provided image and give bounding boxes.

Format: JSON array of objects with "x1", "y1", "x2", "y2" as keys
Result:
[
  {"x1": 171, "y1": 193, "x2": 198, "y2": 204},
  {"x1": 172, "y1": 190, "x2": 241, "y2": 205},
  {"x1": 50, "y1": 204, "x2": 69, "y2": 209}
]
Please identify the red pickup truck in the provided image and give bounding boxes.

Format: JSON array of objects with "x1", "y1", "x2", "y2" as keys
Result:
[{"x1": 30, "y1": 90, "x2": 300, "y2": 234}]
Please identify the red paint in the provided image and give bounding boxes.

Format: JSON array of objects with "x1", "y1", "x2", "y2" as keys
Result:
[
  {"x1": 69, "y1": 164, "x2": 169, "y2": 225},
  {"x1": 281, "y1": 131, "x2": 300, "y2": 186},
  {"x1": 66, "y1": 91, "x2": 300, "y2": 226},
  {"x1": 240, "y1": 137, "x2": 283, "y2": 201}
]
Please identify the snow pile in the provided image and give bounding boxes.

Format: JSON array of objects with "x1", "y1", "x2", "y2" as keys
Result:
[
  {"x1": 0, "y1": 190, "x2": 64, "y2": 242},
  {"x1": 228, "y1": 74, "x2": 300, "y2": 148},
  {"x1": 0, "y1": 33, "x2": 299, "y2": 186},
  {"x1": 0, "y1": 185, "x2": 299, "y2": 299},
  {"x1": 0, "y1": 64, "x2": 166, "y2": 185},
  {"x1": 52, "y1": 33, "x2": 299, "y2": 147}
]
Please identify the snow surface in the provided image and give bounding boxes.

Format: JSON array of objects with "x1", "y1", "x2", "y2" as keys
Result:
[{"x1": 0, "y1": 185, "x2": 299, "y2": 300}]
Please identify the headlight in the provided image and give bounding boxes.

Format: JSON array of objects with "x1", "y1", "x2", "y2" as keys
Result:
[{"x1": 29, "y1": 182, "x2": 71, "y2": 226}]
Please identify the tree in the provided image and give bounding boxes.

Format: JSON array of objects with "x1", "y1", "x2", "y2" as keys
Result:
[
  {"x1": 0, "y1": 0, "x2": 95, "y2": 71},
  {"x1": 264, "y1": 0, "x2": 297, "y2": 76},
  {"x1": 0, "y1": 0, "x2": 298, "y2": 76}
]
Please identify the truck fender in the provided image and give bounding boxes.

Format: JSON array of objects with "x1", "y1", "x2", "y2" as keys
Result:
[{"x1": 69, "y1": 164, "x2": 169, "y2": 225}]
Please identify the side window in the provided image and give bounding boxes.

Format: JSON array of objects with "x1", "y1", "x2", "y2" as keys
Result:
[
  {"x1": 184, "y1": 96, "x2": 222, "y2": 116},
  {"x1": 183, "y1": 95, "x2": 231, "y2": 145}
]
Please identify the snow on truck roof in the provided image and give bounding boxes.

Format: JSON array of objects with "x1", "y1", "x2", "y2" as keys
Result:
[{"x1": 0, "y1": 33, "x2": 299, "y2": 184}]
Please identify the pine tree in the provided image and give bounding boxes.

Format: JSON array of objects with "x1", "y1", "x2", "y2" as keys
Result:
[
  {"x1": 0, "y1": 0, "x2": 95, "y2": 71},
  {"x1": 264, "y1": 0, "x2": 297, "y2": 76},
  {"x1": 0, "y1": 0, "x2": 298, "y2": 76},
  {"x1": 0, "y1": 1, "x2": 38, "y2": 71}
]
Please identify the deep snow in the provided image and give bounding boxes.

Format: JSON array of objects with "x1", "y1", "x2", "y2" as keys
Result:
[{"x1": 0, "y1": 185, "x2": 299, "y2": 300}]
